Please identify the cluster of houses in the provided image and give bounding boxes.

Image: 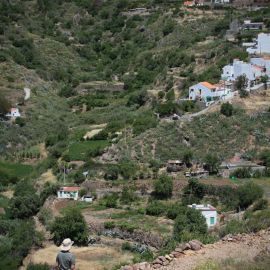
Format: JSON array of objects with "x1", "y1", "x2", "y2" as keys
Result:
[{"x1": 188, "y1": 32, "x2": 270, "y2": 105}]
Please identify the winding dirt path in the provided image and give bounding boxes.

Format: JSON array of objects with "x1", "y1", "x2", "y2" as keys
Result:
[{"x1": 159, "y1": 230, "x2": 270, "y2": 270}]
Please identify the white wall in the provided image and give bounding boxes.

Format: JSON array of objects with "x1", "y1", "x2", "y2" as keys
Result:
[
  {"x1": 57, "y1": 191, "x2": 79, "y2": 200},
  {"x1": 201, "y1": 210, "x2": 217, "y2": 227}
]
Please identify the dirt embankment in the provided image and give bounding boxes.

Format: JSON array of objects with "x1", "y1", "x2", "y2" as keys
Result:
[{"x1": 156, "y1": 230, "x2": 270, "y2": 270}]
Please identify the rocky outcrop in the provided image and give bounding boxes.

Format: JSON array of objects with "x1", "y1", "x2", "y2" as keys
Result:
[
  {"x1": 104, "y1": 228, "x2": 165, "y2": 249},
  {"x1": 120, "y1": 239, "x2": 203, "y2": 270}
]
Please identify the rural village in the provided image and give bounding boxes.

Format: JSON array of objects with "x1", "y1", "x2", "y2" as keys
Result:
[{"x1": 0, "y1": 1, "x2": 270, "y2": 270}]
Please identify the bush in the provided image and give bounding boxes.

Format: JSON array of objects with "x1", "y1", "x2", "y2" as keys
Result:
[
  {"x1": 101, "y1": 193, "x2": 119, "y2": 208},
  {"x1": 252, "y1": 198, "x2": 268, "y2": 211},
  {"x1": 120, "y1": 187, "x2": 137, "y2": 205},
  {"x1": 173, "y1": 207, "x2": 207, "y2": 242},
  {"x1": 237, "y1": 182, "x2": 263, "y2": 210},
  {"x1": 51, "y1": 207, "x2": 88, "y2": 246},
  {"x1": 154, "y1": 174, "x2": 173, "y2": 199},
  {"x1": 230, "y1": 167, "x2": 252, "y2": 179},
  {"x1": 9, "y1": 194, "x2": 40, "y2": 219},
  {"x1": 145, "y1": 200, "x2": 166, "y2": 216},
  {"x1": 104, "y1": 221, "x2": 115, "y2": 229},
  {"x1": 104, "y1": 165, "x2": 119, "y2": 180},
  {"x1": 58, "y1": 84, "x2": 76, "y2": 98},
  {"x1": 219, "y1": 219, "x2": 245, "y2": 238},
  {"x1": 220, "y1": 102, "x2": 233, "y2": 117},
  {"x1": 38, "y1": 208, "x2": 53, "y2": 228}
]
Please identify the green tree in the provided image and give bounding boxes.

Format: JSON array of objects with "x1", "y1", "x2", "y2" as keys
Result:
[
  {"x1": 154, "y1": 174, "x2": 173, "y2": 199},
  {"x1": 51, "y1": 207, "x2": 88, "y2": 245},
  {"x1": 238, "y1": 182, "x2": 263, "y2": 210},
  {"x1": 236, "y1": 75, "x2": 249, "y2": 98},
  {"x1": 220, "y1": 102, "x2": 233, "y2": 117},
  {"x1": 182, "y1": 150, "x2": 193, "y2": 167},
  {"x1": 9, "y1": 194, "x2": 40, "y2": 219},
  {"x1": 204, "y1": 154, "x2": 220, "y2": 174},
  {"x1": 173, "y1": 207, "x2": 207, "y2": 242},
  {"x1": 0, "y1": 93, "x2": 11, "y2": 115},
  {"x1": 182, "y1": 179, "x2": 205, "y2": 205}
]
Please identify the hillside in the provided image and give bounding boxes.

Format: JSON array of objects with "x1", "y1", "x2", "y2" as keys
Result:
[{"x1": 1, "y1": 1, "x2": 270, "y2": 270}]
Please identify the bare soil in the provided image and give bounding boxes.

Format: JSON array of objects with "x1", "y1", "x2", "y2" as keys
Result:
[{"x1": 159, "y1": 230, "x2": 270, "y2": 270}]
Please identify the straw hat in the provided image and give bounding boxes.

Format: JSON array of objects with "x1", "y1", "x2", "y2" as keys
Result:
[{"x1": 60, "y1": 238, "x2": 74, "y2": 251}]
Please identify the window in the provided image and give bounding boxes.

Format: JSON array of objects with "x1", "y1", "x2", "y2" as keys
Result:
[{"x1": 210, "y1": 217, "x2": 215, "y2": 225}]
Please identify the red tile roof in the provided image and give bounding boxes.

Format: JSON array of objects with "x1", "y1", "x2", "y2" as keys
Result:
[
  {"x1": 200, "y1": 82, "x2": 216, "y2": 89},
  {"x1": 60, "y1": 187, "x2": 80, "y2": 192}
]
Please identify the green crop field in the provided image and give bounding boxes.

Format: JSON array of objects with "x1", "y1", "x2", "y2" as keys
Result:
[
  {"x1": 0, "y1": 161, "x2": 33, "y2": 178},
  {"x1": 68, "y1": 140, "x2": 110, "y2": 161}
]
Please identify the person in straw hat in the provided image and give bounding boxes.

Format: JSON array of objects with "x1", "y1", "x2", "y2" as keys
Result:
[{"x1": 55, "y1": 238, "x2": 76, "y2": 270}]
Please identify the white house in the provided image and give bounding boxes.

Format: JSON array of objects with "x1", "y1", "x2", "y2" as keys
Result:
[
  {"x1": 222, "y1": 59, "x2": 256, "y2": 82},
  {"x1": 242, "y1": 20, "x2": 264, "y2": 31},
  {"x1": 5, "y1": 108, "x2": 21, "y2": 118},
  {"x1": 188, "y1": 204, "x2": 217, "y2": 227},
  {"x1": 247, "y1": 33, "x2": 270, "y2": 55},
  {"x1": 250, "y1": 57, "x2": 270, "y2": 76},
  {"x1": 57, "y1": 186, "x2": 80, "y2": 200},
  {"x1": 221, "y1": 59, "x2": 265, "y2": 90},
  {"x1": 189, "y1": 81, "x2": 232, "y2": 104}
]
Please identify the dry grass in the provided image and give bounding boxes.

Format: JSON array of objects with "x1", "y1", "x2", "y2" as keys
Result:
[
  {"x1": 22, "y1": 244, "x2": 133, "y2": 270},
  {"x1": 232, "y1": 89, "x2": 270, "y2": 114}
]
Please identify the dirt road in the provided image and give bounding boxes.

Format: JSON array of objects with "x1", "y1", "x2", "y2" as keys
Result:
[{"x1": 158, "y1": 230, "x2": 270, "y2": 270}]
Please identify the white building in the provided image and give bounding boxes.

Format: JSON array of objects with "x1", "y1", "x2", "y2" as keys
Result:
[
  {"x1": 189, "y1": 81, "x2": 232, "y2": 104},
  {"x1": 57, "y1": 186, "x2": 80, "y2": 200},
  {"x1": 250, "y1": 57, "x2": 270, "y2": 76},
  {"x1": 81, "y1": 195, "x2": 93, "y2": 203},
  {"x1": 5, "y1": 108, "x2": 21, "y2": 118},
  {"x1": 221, "y1": 59, "x2": 265, "y2": 90},
  {"x1": 188, "y1": 204, "x2": 217, "y2": 227},
  {"x1": 222, "y1": 59, "x2": 256, "y2": 82},
  {"x1": 247, "y1": 33, "x2": 270, "y2": 55}
]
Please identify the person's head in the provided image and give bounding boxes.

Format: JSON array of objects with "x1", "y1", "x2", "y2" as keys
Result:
[{"x1": 60, "y1": 238, "x2": 74, "y2": 252}]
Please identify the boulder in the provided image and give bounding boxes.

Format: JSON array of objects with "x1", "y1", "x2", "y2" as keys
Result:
[
  {"x1": 122, "y1": 266, "x2": 133, "y2": 270},
  {"x1": 165, "y1": 255, "x2": 172, "y2": 261},
  {"x1": 158, "y1": 256, "x2": 167, "y2": 262},
  {"x1": 189, "y1": 240, "x2": 201, "y2": 251},
  {"x1": 153, "y1": 264, "x2": 162, "y2": 269}
]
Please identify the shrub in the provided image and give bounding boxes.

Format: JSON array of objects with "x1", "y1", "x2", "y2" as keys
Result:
[
  {"x1": 153, "y1": 174, "x2": 173, "y2": 199},
  {"x1": 252, "y1": 198, "x2": 268, "y2": 211},
  {"x1": 182, "y1": 179, "x2": 205, "y2": 205},
  {"x1": 204, "y1": 154, "x2": 220, "y2": 174},
  {"x1": 166, "y1": 203, "x2": 186, "y2": 220},
  {"x1": 220, "y1": 102, "x2": 233, "y2": 117},
  {"x1": 0, "y1": 93, "x2": 11, "y2": 115},
  {"x1": 38, "y1": 208, "x2": 53, "y2": 228},
  {"x1": 9, "y1": 194, "x2": 40, "y2": 219},
  {"x1": 51, "y1": 207, "x2": 88, "y2": 246},
  {"x1": 120, "y1": 187, "x2": 137, "y2": 205},
  {"x1": 219, "y1": 219, "x2": 245, "y2": 238},
  {"x1": 230, "y1": 167, "x2": 252, "y2": 179},
  {"x1": 58, "y1": 84, "x2": 76, "y2": 98},
  {"x1": 104, "y1": 165, "x2": 119, "y2": 180},
  {"x1": 237, "y1": 182, "x2": 263, "y2": 210},
  {"x1": 104, "y1": 221, "x2": 115, "y2": 229},
  {"x1": 146, "y1": 200, "x2": 166, "y2": 216},
  {"x1": 173, "y1": 207, "x2": 207, "y2": 242},
  {"x1": 102, "y1": 193, "x2": 119, "y2": 208}
]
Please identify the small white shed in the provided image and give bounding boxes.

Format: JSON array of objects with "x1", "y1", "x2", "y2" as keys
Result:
[
  {"x1": 188, "y1": 204, "x2": 217, "y2": 227},
  {"x1": 57, "y1": 187, "x2": 80, "y2": 200}
]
